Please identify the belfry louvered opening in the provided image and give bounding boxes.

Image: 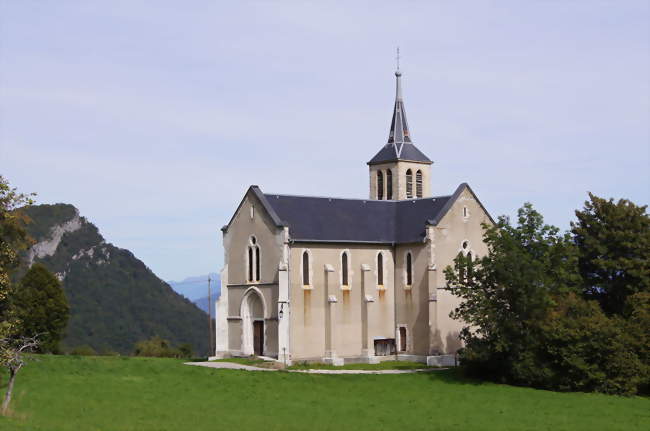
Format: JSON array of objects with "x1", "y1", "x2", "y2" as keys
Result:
[
  {"x1": 406, "y1": 169, "x2": 413, "y2": 198},
  {"x1": 386, "y1": 169, "x2": 393, "y2": 199},
  {"x1": 377, "y1": 171, "x2": 384, "y2": 200}
]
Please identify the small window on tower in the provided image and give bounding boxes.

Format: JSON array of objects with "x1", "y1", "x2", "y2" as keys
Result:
[
  {"x1": 377, "y1": 171, "x2": 384, "y2": 200},
  {"x1": 386, "y1": 169, "x2": 393, "y2": 200},
  {"x1": 463, "y1": 206, "x2": 468, "y2": 218},
  {"x1": 406, "y1": 169, "x2": 413, "y2": 198},
  {"x1": 416, "y1": 170, "x2": 423, "y2": 198}
]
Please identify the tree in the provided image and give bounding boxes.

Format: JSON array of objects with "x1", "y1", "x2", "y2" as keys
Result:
[
  {"x1": 13, "y1": 264, "x2": 70, "y2": 353},
  {"x1": 445, "y1": 201, "x2": 648, "y2": 395},
  {"x1": 572, "y1": 193, "x2": 650, "y2": 315},
  {"x1": 0, "y1": 176, "x2": 35, "y2": 335},
  {"x1": 444, "y1": 203, "x2": 581, "y2": 384},
  {"x1": 0, "y1": 335, "x2": 39, "y2": 415}
]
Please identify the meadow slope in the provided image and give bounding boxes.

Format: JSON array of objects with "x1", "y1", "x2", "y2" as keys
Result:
[{"x1": 0, "y1": 355, "x2": 648, "y2": 431}]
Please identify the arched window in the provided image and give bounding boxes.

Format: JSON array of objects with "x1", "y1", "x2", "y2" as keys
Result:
[
  {"x1": 248, "y1": 247, "x2": 254, "y2": 282},
  {"x1": 247, "y1": 236, "x2": 260, "y2": 282},
  {"x1": 302, "y1": 250, "x2": 310, "y2": 286},
  {"x1": 457, "y1": 251, "x2": 465, "y2": 282},
  {"x1": 377, "y1": 171, "x2": 384, "y2": 200},
  {"x1": 416, "y1": 170, "x2": 423, "y2": 198},
  {"x1": 386, "y1": 169, "x2": 393, "y2": 200},
  {"x1": 406, "y1": 252, "x2": 412, "y2": 286},
  {"x1": 377, "y1": 253, "x2": 384, "y2": 286},
  {"x1": 341, "y1": 252, "x2": 349, "y2": 286},
  {"x1": 406, "y1": 169, "x2": 413, "y2": 198},
  {"x1": 255, "y1": 246, "x2": 260, "y2": 282}
]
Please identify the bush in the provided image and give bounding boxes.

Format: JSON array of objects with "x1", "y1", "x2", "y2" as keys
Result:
[
  {"x1": 535, "y1": 293, "x2": 645, "y2": 395},
  {"x1": 133, "y1": 336, "x2": 191, "y2": 358},
  {"x1": 177, "y1": 343, "x2": 193, "y2": 358},
  {"x1": 69, "y1": 345, "x2": 97, "y2": 356}
]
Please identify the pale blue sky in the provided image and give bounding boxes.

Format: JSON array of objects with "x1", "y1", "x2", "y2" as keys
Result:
[{"x1": 1, "y1": 1, "x2": 648, "y2": 281}]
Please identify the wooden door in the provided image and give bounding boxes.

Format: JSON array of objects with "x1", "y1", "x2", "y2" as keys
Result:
[
  {"x1": 399, "y1": 327, "x2": 407, "y2": 352},
  {"x1": 253, "y1": 320, "x2": 264, "y2": 356}
]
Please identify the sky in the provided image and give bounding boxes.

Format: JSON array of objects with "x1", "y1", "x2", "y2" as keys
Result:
[{"x1": 1, "y1": 1, "x2": 648, "y2": 282}]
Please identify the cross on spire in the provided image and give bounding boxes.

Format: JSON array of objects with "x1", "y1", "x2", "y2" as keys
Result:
[{"x1": 396, "y1": 47, "x2": 400, "y2": 72}]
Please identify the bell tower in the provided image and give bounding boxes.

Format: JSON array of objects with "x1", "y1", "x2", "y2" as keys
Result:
[{"x1": 368, "y1": 64, "x2": 433, "y2": 201}]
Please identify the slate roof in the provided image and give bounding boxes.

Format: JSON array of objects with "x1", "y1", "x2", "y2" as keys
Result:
[
  {"x1": 259, "y1": 187, "x2": 462, "y2": 244},
  {"x1": 222, "y1": 183, "x2": 494, "y2": 244},
  {"x1": 368, "y1": 142, "x2": 432, "y2": 165}
]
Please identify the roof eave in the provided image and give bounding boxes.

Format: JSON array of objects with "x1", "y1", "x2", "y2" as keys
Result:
[{"x1": 367, "y1": 158, "x2": 433, "y2": 166}]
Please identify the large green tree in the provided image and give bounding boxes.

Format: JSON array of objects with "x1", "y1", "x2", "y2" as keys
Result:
[
  {"x1": 0, "y1": 175, "x2": 34, "y2": 336},
  {"x1": 571, "y1": 193, "x2": 650, "y2": 315},
  {"x1": 13, "y1": 263, "x2": 70, "y2": 353},
  {"x1": 445, "y1": 199, "x2": 648, "y2": 395},
  {"x1": 444, "y1": 203, "x2": 581, "y2": 384}
]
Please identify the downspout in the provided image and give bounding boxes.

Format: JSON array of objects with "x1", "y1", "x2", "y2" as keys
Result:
[
  {"x1": 392, "y1": 241, "x2": 398, "y2": 360},
  {"x1": 287, "y1": 235, "x2": 292, "y2": 363}
]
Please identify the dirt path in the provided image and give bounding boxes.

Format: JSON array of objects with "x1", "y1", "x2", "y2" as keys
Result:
[{"x1": 186, "y1": 361, "x2": 443, "y2": 374}]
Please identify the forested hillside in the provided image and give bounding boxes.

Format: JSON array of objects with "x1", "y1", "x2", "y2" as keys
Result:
[{"x1": 20, "y1": 203, "x2": 210, "y2": 355}]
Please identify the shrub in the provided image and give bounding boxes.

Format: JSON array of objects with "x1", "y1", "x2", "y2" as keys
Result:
[
  {"x1": 69, "y1": 345, "x2": 97, "y2": 356},
  {"x1": 177, "y1": 343, "x2": 193, "y2": 358},
  {"x1": 133, "y1": 336, "x2": 187, "y2": 358},
  {"x1": 535, "y1": 293, "x2": 644, "y2": 395}
]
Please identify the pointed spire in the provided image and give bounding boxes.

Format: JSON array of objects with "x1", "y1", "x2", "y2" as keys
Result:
[
  {"x1": 387, "y1": 62, "x2": 412, "y2": 156},
  {"x1": 367, "y1": 52, "x2": 432, "y2": 167}
]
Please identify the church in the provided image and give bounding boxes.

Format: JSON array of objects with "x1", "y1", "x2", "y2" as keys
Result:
[{"x1": 214, "y1": 67, "x2": 493, "y2": 366}]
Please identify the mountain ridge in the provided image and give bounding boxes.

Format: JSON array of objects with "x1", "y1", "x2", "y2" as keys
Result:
[{"x1": 20, "y1": 203, "x2": 210, "y2": 355}]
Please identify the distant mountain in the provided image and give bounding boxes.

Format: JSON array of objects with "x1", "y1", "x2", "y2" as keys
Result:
[
  {"x1": 168, "y1": 273, "x2": 220, "y2": 302},
  {"x1": 192, "y1": 296, "x2": 211, "y2": 314},
  {"x1": 20, "y1": 204, "x2": 210, "y2": 355}
]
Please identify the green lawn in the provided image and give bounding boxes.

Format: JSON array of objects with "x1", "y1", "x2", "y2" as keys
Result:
[{"x1": 0, "y1": 355, "x2": 648, "y2": 431}]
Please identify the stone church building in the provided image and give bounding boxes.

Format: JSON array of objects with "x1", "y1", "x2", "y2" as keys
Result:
[{"x1": 214, "y1": 68, "x2": 493, "y2": 365}]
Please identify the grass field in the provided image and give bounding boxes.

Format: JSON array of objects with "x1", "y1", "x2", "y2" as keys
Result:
[{"x1": 0, "y1": 355, "x2": 648, "y2": 431}]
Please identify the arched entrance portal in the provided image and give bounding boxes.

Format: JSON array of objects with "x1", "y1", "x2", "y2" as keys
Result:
[{"x1": 241, "y1": 288, "x2": 266, "y2": 356}]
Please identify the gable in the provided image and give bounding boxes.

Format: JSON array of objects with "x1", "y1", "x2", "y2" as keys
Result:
[
  {"x1": 222, "y1": 186, "x2": 284, "y2": 234},
  {"x1": 432, "y1": 183, "x2": 495, "y2": 228}
]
